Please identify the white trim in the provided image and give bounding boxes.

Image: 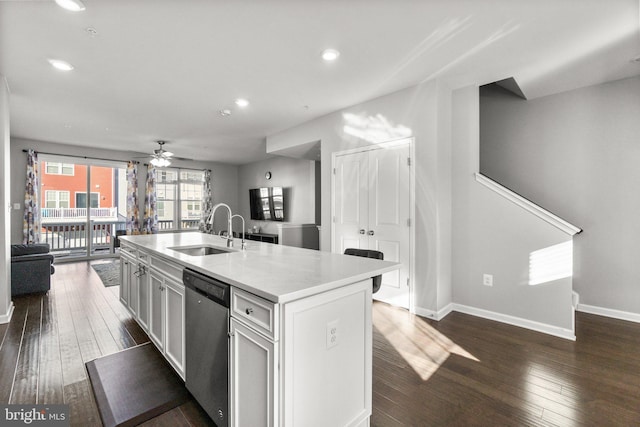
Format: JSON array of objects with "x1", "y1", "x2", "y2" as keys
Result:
[
  {"x1": 0, "y1": 301, "x2": 14, "y2": 324},
  {"x1": 474, "y1": 173, "x2": 581, "y2": 236},
  {"x1": 451, "y1": 303, "x2": 576, "y2": 341},
  {"x1": 577, "y1": 304, "x2": 640, "y2": 324},
  {"x1": 331, "y1": 137, "x2": 416, "y2": 313},
  {"x1": 414, "y1": 303, "x2": 453, "y2": 321}
]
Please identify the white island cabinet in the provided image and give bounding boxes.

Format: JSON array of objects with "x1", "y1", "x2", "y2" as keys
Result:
[{"x1": 119, "y1": 232, "x2": 398, "y2": 427}]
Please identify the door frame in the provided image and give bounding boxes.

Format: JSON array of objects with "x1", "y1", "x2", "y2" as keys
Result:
[{"x1": 331, "y1": 137, "x2": 416, "y2": 313}]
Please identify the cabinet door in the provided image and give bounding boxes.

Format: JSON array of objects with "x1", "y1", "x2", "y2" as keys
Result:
[
  {"x1": 137, "y1": 262, "x2": 150, "y2": 331},
  {"x1": 230, "y1": 319, "x2": 277, "y2": 427},
  {"x1": 128, "y1": 260, "x2": 139, "y2": 315},
  {"x1": 149, "y1": 270, "x2": 165, "y2": 351},
  {"x1": 120, "y1": 256, "x2": 131, "y2": 307},
  {"x1": 164, "y1": 277, "x2": 185, "y2": 378}
]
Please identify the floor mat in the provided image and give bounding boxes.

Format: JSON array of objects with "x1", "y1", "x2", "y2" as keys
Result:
[
  {"x1": 86, "y1": 343, "x2": 190, "y2": 427},
  {"x1": 91, "y1": 260, "x2": 120, "y2": 287}
]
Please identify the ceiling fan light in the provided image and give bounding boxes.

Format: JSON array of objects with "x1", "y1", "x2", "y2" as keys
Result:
[{"x1": 55, "y1": 0, "x2": 86, "y2": 12}]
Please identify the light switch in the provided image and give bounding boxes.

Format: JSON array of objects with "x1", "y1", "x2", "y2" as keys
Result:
[{"x1": 13, "y1": 203, "x2": 21, "y2": 210}]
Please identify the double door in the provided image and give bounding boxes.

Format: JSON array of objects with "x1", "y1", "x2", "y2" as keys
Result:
[{"x1": 333, "y1": 142, "x2": 411, "y2": 308}]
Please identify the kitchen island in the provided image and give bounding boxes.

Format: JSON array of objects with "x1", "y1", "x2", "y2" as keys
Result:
[{"x1": 119, "y1": 232, "x2": 398, "y2": 427}]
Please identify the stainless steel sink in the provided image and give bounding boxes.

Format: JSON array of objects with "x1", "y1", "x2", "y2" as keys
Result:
[{"x1": 169, "y1": 245, "x2": 231, "y2": 256}]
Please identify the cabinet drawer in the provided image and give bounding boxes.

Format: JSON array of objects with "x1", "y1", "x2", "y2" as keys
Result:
[
  {"x1": 121, "y1": 245, "x2": 138, "y2": 258},
  {"x1": 150, "y1": 255, "x2": 183, "y2": 282},
  {"x1": 231, "y1": 288, "x2": 279, "y2": 341}
]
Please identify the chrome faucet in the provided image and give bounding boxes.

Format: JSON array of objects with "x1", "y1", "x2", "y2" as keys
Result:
[
  {"x1": 208, "y1": 203, "x2": 234, "y2": 248},
  {"x1": 231, "y1": 214, "x2": 247, "y2": 250},
  {"x1": 207, "y1": 203, "x2": 247, "y2": 250}
]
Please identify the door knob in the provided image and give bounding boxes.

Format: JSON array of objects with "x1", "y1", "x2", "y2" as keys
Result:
[
  {"x1": 359, "y1": 229, "x2": 365, "y2": 234},
  {"x1": 368, "y1": 230, "x2": 375, "y2": 236}
]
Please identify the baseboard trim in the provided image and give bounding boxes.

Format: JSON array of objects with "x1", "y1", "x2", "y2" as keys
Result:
[
  {"x1": 414, "y1": 303, "x2": 453, "y2": 321},
  {"x1": 577, "y1": 304, "x2": 640, "y2": 324},
  {"x1": 0, "y1": 301, "x2": 15, "y2": 324},
  {"x1": 451, "y1": 303, "x2": 576, "y2": 341}
]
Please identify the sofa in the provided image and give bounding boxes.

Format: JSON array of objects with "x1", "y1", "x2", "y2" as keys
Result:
[{"x1": 11, "y1": 243, "x2": 55, "y2": 296}]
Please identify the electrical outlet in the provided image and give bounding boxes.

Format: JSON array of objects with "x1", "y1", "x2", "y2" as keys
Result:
[
  {"x1": 326, "y1": 319, "x2": 339, "y2": 349},
  {"x1": 483, "y1": 274, "x2": 493, "y2": 287}
]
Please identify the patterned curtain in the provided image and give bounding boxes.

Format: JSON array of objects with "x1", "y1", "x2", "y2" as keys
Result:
[
  {"x1": 23, "y1": 149, "x2": 41, "y2": 244},
  {"x1": 126, "y1": 161, "x2": 140, "y2": 234},
  {"x1": 142, "y1": 165, "x2": 158, "y2": 234},
  {"x1": 199, "y1": 169, "x2": 213, "y2": 233}
]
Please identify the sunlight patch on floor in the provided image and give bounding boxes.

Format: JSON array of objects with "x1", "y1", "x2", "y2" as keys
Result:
[{"x1": 374, "y1": 305, "x2": 479, "y2": 381}]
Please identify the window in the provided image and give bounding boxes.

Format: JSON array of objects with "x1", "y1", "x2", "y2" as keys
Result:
[
  {"x1": 157, "y1": 169, "x2": 205, "y2": 230},
  {"x1": 76, "y1": 192, "x2": 100, "y2": 208},
  {"x1": 45, "y1": 162, "x2": 74, "y2": 176},
  {"x1": 45, "y1": 190, "x2": 70, "y2": 208}
]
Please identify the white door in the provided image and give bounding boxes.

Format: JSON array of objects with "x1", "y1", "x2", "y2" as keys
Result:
[
  {"x1": 368, "y1": 145, "x2": 411, "y2": 308},
  {"x1": 333, "y1": 151, "x2": 368, "y2": 253},
  {"x1": 333, "y1": 141, "x2": 411, "y2": 309},
  {"x1": 164, "y1": 277, "x2": 185, "y2": 377}
]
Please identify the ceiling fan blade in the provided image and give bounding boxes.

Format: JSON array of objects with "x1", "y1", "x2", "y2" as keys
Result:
[{"x1": 163, "y1": 151, "x2": 174, "y2": 157}]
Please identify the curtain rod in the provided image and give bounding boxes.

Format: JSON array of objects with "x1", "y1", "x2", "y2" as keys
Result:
[{"x1": 22, "y1": 149, "x2": 138, "y2": 164}]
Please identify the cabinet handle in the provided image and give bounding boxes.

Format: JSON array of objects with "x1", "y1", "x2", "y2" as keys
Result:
[
  {"x1": 367, "y1": 230, "x2": 375, "y2": 236},
  {"x1": 245, "y1": 307, "x2": 253, "y2": 315},
  {"x1": 359, "y1": 229, "x2": 365, "y2": 234}
]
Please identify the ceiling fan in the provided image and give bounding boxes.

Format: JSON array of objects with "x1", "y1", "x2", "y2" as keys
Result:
[{"x1": 149, "y1": 140, "x2": 173, "y2": 167}]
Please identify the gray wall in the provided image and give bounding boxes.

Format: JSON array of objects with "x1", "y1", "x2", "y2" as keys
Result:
[
  {"x1": 0, "y1": 77, "x2": 10, "y2": 321},
  {"x1": 479, "y1": 76, "x2": 640, "y2": 315},
  {"x1": 453, "y1": 86, "x2": 574, "y2": 334},
  {"x1": 236, "y1": 156, "x2": 317, "y2": 236},
  {"x1": 10, "y1": 137, "x2": 239, "y2": 242}
]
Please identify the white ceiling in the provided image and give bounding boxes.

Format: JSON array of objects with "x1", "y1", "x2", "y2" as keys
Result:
[{"x1": 1, "y1": 0, "x2": 638, "y2": 165}]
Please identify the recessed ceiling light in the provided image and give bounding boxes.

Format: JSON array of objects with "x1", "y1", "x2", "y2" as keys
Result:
[
  {"x1": 55, "y1": 0, "x2": 86, "y2": 12},
  {"x1": 219, "y1": 109, "x2": 232, "y2": 116},
  {"x1": 48, "y1": 59, "x2": 74, "y2": 71},
  {"x1": 235, "y1": 98, "x2": 250, "y2": 108},
  {"x1": 322, "y1": 49, "x2": 340, "y2": 62}
]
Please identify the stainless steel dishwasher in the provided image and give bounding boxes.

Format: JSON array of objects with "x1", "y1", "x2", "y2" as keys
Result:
[{"x1": 183, "y1": 268, "x2": 230, "y2": 427}]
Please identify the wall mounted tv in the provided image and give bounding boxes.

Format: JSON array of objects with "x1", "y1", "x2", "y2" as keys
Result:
[{"x1": 249, "y1": 187, "x2": 285, "y2": 221}]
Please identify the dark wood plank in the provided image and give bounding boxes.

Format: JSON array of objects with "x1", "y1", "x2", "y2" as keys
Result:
[
  {"x1": 0, "y1": 296, "x2": 29, "y2": 402},
  {"x1": 10, "y1": 294, "x2": 42, "y2": 404}
]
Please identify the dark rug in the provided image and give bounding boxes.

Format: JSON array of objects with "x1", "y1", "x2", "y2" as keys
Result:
[
  {"x1": 91, "y1": 260, "x2": 120, "y2": 287},
  {"x1": 86, "y1": 343, "x2": 190, "y2": 427}
]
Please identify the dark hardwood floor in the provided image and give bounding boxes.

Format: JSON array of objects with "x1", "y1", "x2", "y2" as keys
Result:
[{"x1": 1, "y1": 261, "x2": 639, "y2": 426}]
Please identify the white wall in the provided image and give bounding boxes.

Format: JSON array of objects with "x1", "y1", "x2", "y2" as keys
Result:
[
  {"x1": 0, "y1": 76, "x2": 12, "y2": 323},
  {"x1": 236, "y1": 156, "x2": 317, "y2": 236},
  {"x1": 479, "y1": 76, "x2": 640, "y2": 317},
  {"x1": 10, "y1": 137, "x2": 239, "y2": 242},
  {"x1": 452, "y1": 85, "x2": 574, "y2": 337},
  {"x1": 267, "y1": 81, "x2": 452, "y2": 314}
]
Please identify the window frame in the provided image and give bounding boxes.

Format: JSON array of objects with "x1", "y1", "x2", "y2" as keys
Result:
[{"x1": 156, "y1": 168, "x2": 205, "y2": 231}]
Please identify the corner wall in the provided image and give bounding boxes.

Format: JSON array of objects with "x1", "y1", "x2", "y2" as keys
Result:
[
  {"x1": 451, "y1": 85, "x2": 574, "y2": 338},
  {"x1": 236, "y1": 156, "x2": 317, "y2": 236},
  {"x1": 479, "y1": 76, "x2": 640, "y2": 318},
  {"x1": 266, "y1": 81, "x2": 452, "y2": 315},
  {"x1": 0, "y1": 76, "x2": 12, "y2": 323}
]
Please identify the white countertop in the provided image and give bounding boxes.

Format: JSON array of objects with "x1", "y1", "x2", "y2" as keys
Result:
[{"x1": 120, "y1": 232, "x2": 399, "y2": 303}]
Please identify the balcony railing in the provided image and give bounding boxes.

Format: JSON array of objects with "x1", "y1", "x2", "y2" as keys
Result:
[
  {"x1": 158, "y1": 219, "x2": 200, "y2": 230},
  {"x1": 42, "y1": 207, "x2": 119, "y2": 223},
  {"x1": 42, "y1": 220, "x2": 126, "y2": 254}
]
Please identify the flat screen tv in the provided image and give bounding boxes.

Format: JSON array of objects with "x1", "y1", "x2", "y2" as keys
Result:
[{"x1": 249, "y1": 187, "x2": 284, "y2": 221}]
